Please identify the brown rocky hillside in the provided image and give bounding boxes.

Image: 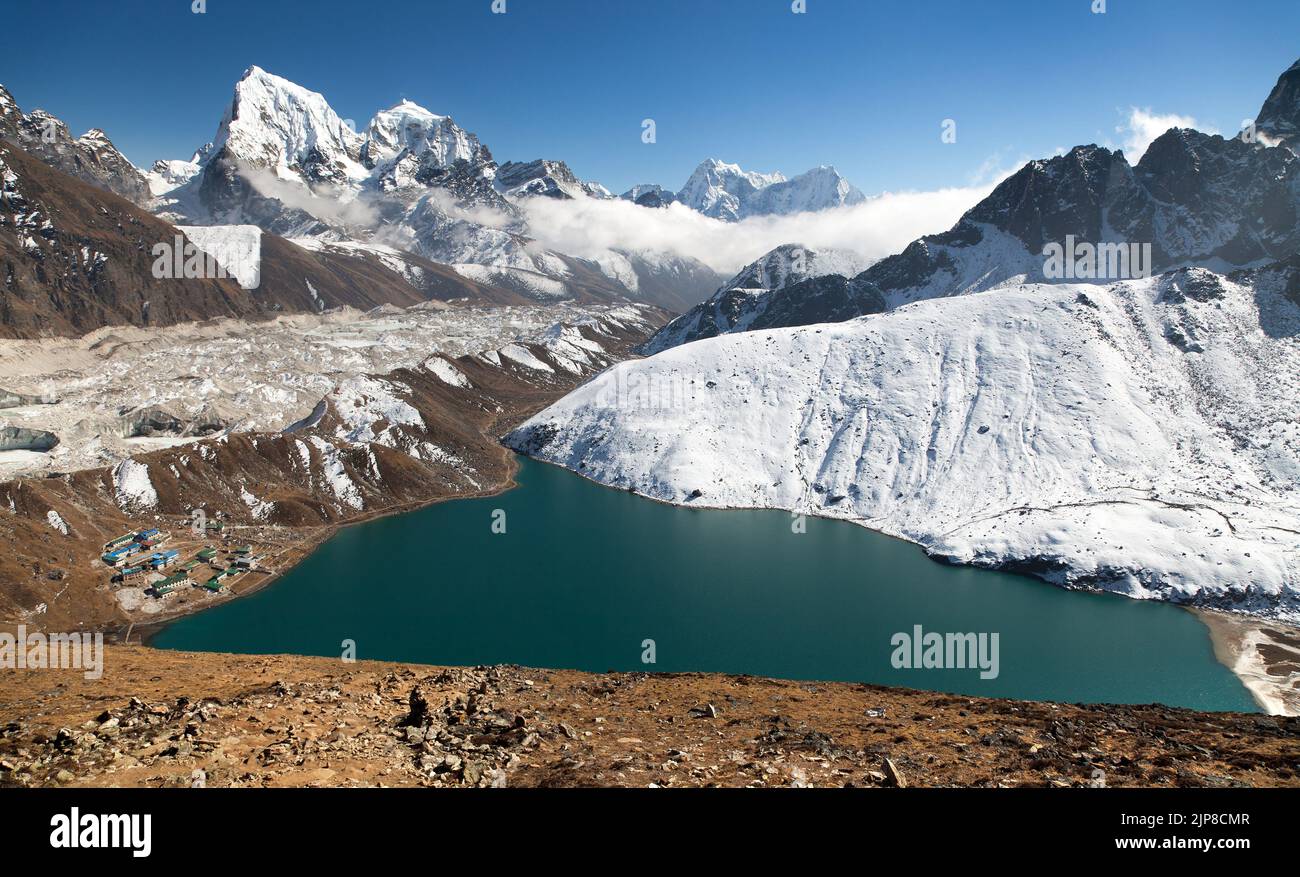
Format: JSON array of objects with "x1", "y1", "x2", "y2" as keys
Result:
[{"x1": 1, "y1": 646, "x2": 1296, "y2": 788}]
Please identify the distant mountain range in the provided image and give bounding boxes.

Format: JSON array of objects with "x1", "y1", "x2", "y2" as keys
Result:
[
  {"x1": 1, "y1": 65, "x2": 888, "y2": 327},
  {"x1": 620, "y1": 158, "x2": 866, "y2": 221},
  {"x1": 0, "y1": 137, "x2": 540, "y2": 338},
  {"x1": 140, "y1": 67, "x2": 870, "y2": 311}
]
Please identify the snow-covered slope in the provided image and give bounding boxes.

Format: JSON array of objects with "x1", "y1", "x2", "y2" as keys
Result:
[
  {"x1": 510, "y1": 262, "x2": 1300, "y2": 621},
  {"x1": 145, "y1": 157, "x2": 200, "y2": 197}
]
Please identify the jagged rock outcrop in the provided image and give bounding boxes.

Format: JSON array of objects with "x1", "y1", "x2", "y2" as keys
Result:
[
  {"x1": 1256, "y1": 58, "x2": 1300, "y2": 148},
  {"x1": 0, "y1": 84, "x2": 150, "y2": 205},
  {"x1": 494, "y1": 159, "x2": 611, "y2": 200}
]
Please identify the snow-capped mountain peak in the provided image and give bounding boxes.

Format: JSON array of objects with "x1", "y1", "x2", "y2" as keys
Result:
[
  {"x1": 145, "y1": 158, "x2": 200, "y2": 197},
  {"x1": 641, "y1": 243, "x2": 877, "y2": 352},
  {"x1": 619, "y1": 183, "x2": 677, "y2": 208},
  {"x1": 720, "y1": 242, "x2": 869, "y2": 291},
  {"x1": 360, "y1": 100, "x2": 478, "y2": 171},
  {"x1": 675, "y1": 158, "x2": 787, "y2": 221},
  {"x1": 213, "y1": 65, "x2": 367, "y2": 185},
  {"x1": 749, "y1": 164, "x2": 867, "y2": 216},
  {"x1": 672, "y1": 157, "x2": 865, "y2": 221}
]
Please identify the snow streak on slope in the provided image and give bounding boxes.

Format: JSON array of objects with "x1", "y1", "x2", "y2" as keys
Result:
[{"x1": 510, "y1": 270, "x2": 1300, "y2": 621}]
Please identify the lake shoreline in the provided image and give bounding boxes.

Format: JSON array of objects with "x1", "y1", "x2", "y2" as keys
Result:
[
  {"x1": 518, "y1": 454, "x2": 1300, "y2": 717},
  {"x1": 130, "y1": 451, "x2": 529, "y2": 648},
  {"x1": 132, "y1": 448, "x2": 1298, "y2": 716},
  {"x1": 151, "y1": 456, "x2": 1261, "y2": 714},
  {"x1": 1194, "y1": 608, "x2": 1300, "y2": 716}
]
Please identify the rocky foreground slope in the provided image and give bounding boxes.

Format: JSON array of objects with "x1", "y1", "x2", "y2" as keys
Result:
[{"x1": 1, "y1": 646, "x2": 1296, "y2": 788}]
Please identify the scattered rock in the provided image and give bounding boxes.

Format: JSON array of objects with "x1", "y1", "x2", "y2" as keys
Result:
[{"x1": 882, "y1": 757, "x2": 907, "y2": 788}]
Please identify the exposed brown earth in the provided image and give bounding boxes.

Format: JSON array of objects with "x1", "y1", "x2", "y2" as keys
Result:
[{"x1": 0, "y1": 645, "x2": 1296, "y2": 788}]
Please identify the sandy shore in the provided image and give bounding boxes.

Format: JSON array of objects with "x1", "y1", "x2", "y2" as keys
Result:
[{"x1": 1195, "y1": 609, "x2": 1300, "y2": 716}]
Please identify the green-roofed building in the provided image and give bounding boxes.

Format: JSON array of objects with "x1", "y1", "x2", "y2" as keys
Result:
[
  {"x1": 103, "y1": 533, "x2": 136, "y2": 551},
  {"x1": 152, "y1": 573, "x2": 188, "y2": 596}
]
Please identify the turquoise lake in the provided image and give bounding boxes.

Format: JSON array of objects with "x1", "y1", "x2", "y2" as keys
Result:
[{"x1": 151, "y1": 455, "x2": 1258, "y2": 712}]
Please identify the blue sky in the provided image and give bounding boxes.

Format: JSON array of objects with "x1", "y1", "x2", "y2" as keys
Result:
[{"x1": 3, "y1": 0, "x2": 1298, "y2": 195}]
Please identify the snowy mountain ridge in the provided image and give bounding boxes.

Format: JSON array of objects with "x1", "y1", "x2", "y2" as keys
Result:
[
  {"x1": 643, "y1": 244, "x2": 876, "y2": 352},
  {"x1": 621, "y1": 158, "x2": 867, "y2": 221},
  {"x1": 643, "y1": 60, "x2": 1300, "y2": 354}
]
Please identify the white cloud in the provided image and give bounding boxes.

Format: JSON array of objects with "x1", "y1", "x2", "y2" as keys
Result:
[
  {"x1": 517, "y1": 178, "x2": 1003, "y2": 276},
  {"x1": 1116, "y1": 107, "x2": 1219, "y2": 162},
  {"x1": 419, "y1": 187, "x2": 515, "y2": 229},
  {"x1": 238, "y1": 167, "x2": 378, "y2": 226}
]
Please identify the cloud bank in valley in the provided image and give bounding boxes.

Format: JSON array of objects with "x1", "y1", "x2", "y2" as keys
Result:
[
  {"x1": 238, "y1": 167, "x2": 380, "y2": 227},
  {"x1": 517, "y1": 181, "x2": 1001, "y2": 275}
]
